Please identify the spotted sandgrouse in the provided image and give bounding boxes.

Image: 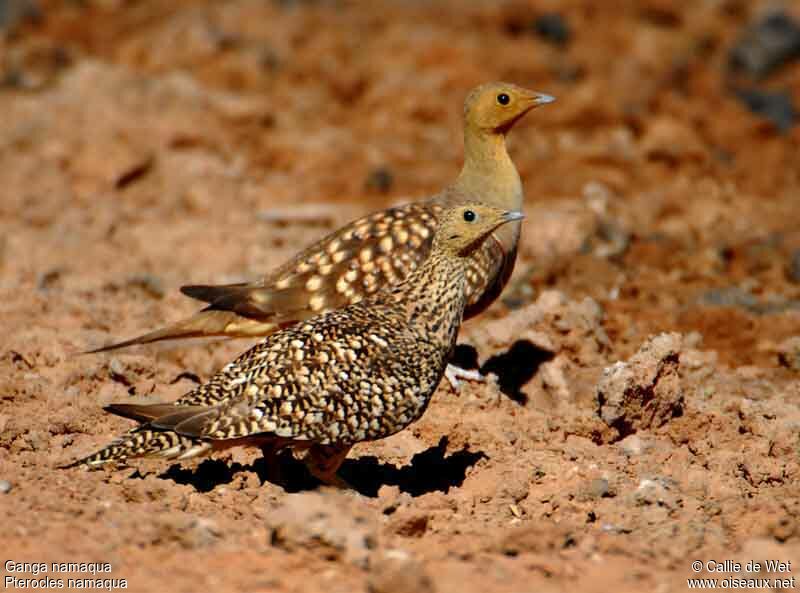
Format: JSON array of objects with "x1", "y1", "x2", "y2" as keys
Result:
[
  {"x1": 67, "y1": 203, "x2": 524, "y2": 486},
  {"x1": 90, "y1": 83, "x2": 553, "y2": 386}
]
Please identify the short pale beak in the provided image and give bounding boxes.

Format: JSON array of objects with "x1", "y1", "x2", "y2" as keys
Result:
[
  {"x1": 503, "y1": 210, "x2": 525, "y2": 222},
  {"x1": 530, "y1": 92, "x2": 556, "y2": 107}
]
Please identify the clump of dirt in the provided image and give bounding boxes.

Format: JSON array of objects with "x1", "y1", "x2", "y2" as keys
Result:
[{"x1": 596, "y1": 332, "x2": 684, "y2": 441}]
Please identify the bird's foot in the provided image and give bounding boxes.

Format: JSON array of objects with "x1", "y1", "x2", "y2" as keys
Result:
[
  {"x1": 304, "y1": 443, "x2": 354, "y2": 490},
  {"x1": 445, "y1": 363, "x2": 485, "y2": 393}
]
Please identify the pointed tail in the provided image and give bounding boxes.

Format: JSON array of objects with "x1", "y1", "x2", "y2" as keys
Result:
[
  {"x1": 85, "y1": 310, "x2": 279, "y2": 354},
  {"x1": 60, "y1": 428, "x2": 212, "y2": 468}
]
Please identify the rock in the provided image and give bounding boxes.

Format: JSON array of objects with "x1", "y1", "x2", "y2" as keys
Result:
[
  {"x1": 733, "y1": 88, "x2": 796, "y2": 132},
  {"x1": 596, "y1": 333, "x2": 684, "y2": 441},
  {"x1": 617, "y1": 434, "x2": 650, "y2": 457},
  {"x1": 728, "y1": 11, "x2": 800, "y2": 79},
  {"x1": 492, "y1": 523, "x2": 576, "y2": 556},
  {"x1": 767, "y1": 515, "x2": 797, "y2": 543},
  {"x1": 777, "y1": 337, "x2": 800, "y2": 372},
  {"x1": 387, "y1": 511, "x2": 429, "y2": 538},
  {"x1": 108, "y1": 358, "x2": 137, "y2": 387},
  {"x1": 699, "y1": 286, "x2": 758, "y2": 309},
  {"x1": 539, "y1": 355, "x2": 571, "y2": 402},
  {"x1": 368, "y1": 549, "x2": 435, "y2": 593},
  {"x1": 126, "y1": 274, "x2": 165, "y2": 298},
  {"x1": 0, "y1": 480, "x2": 11, "y2": 493},
  {"x1": 365, "y1": 167, "x2": 394, "y2": 194},
  {"x1": 532, "y1": 13, "x2": 571, "y2": 46},
  {"x1": 153, "y1": 515, "x2": 221, "y2": 549},
  {"x1": 0, "y1": 0, "x2": 40, "y2": 31},
  {"x1": 578, "y1": 477, "x2": 612, "y2": 501},
  {"x1": 786, "y1": 249, "x2": 800, "y2": 283},
  {"x1": 631, "y1": 477, "x2": 680, "y2": 510},
  {"x1": 268, "y1": 491, "x2": 378, "y2": 567}
]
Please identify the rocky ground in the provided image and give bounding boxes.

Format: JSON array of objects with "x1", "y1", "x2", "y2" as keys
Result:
[{"x1": 1, "y1": 1, "x2": 800, "y2": 591}]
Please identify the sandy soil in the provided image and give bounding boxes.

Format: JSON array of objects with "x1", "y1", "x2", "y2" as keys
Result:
[{"x1": 2, "y1": 1, "x2": 800, "y2": 591}]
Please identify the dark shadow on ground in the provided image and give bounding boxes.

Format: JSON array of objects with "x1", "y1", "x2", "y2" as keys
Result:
[
  {"x1": 451, "y1": 343, "x2": 481, "y2": 371},
  {"x1": 480, "y1": 339, "x2": 554, "y2": 405},
  {"x1": 159, "y1": 436, "x2": 486, "y2": 497}
]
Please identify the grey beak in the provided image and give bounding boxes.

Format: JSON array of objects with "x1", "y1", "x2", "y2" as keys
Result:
[
  {"x1": 533, "y1": 92, "x2": 556, "y2": 106},
  {"x1": 503, "y1": 210, "x2": 525, "y2": 222}
]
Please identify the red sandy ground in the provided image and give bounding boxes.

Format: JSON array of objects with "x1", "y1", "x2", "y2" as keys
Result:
[{"x1": 2, "y1": 1, "x2": 800, "y2": 592}]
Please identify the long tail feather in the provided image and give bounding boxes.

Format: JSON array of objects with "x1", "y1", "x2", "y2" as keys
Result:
[
  {"x1": 60, "y1": 428, "x2": 212, "y2": 468},
  {"x1": 84, "y1": 310, "x2": 277, "y2": 354}
]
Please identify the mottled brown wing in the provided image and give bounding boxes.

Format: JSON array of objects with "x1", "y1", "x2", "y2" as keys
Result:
[
  {"x1": 181, "y1": 202, "x2": 444, "y2": 324},
  {"x1": 462, "y1": 231, "x2": 518, "y2": 319}
]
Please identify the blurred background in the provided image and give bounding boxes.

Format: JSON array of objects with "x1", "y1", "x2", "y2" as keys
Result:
[
  {"x1": 2, "y1": 0, "x2": 799, "y2": 362},
  {"x1": 2, "y1": 2, "x2": 800, "y2": 591}
]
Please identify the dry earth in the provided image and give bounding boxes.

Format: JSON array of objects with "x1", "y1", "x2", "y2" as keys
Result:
[{"x1": 2, "y1": 1, "x2": 800, "y2": 592}]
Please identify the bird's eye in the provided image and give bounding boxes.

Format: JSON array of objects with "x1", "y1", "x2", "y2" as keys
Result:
[
  {"x1": 497, "y1": 93, "x2": 510, "y2": 105},
  {"x1": 463, "y1": 210, "x2": 476, "y2": 222}
]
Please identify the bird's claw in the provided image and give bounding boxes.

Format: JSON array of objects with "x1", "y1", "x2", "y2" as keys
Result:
[{"x1": 445, "y1": 364, "x2": 485, "y2": 393}]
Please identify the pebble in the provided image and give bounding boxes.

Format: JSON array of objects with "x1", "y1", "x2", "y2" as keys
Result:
[
  {"x1": 365, "y1": 167, "x2": 394, "y2": 194},
  {"x1": 787, "y1": 249, "x2": 800, "y2": 284},
  {"x1": 127, "y1": 274, "x2": 165, "y2": 299},
  {"x1": 0, "y1": 0, "x2": 40, "y2": 31},
  {"x1": 729, "y1": 11, "x2": 800, "y2": 79},
  {"x1": 777, "y1": 337, "x2": 800, "y2": 372},
  {"x1": 108, "y1": 358, "x2": 134, "y2": 386},
  {"x1": 533, "y1": 13, "x2": 571, "y2": 46},
  {"x1": 733, "y1": 88, "x2": 796, "y2": 132},
  {"x1": 618, "y1": 434, "x2": 648, "y2": 456},
  {"x1": 581, "y1": 477, "x2": 611, "y2": 500},
  {"x1": 368, "y1": 550, "x2": 435, "y2": 593},
  {"x1": 0, "y1": 480, "x2": 12, "y2": 494},
  {"x1": 699, "y1": 286, "x2": 758, "y2": 310}
]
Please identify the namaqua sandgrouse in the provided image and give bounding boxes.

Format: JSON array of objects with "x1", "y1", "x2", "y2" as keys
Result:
[
  {"x1": 90, "y1": 82, "x2": 553, "y2": 387},
  {"x1": 67, "y1": 203, "x2": 524, "y2": 487}
]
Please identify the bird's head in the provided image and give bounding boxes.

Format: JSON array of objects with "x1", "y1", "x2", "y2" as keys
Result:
[
  {"x1": 464, "y1": 82, "x2": 554, "y2": 135},
  {"x1": 434, "y1": 203, "x2": 525, "y2": 257}
]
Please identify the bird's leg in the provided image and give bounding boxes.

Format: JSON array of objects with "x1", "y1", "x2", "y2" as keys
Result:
[
  {"x1": 257, "y1": 439, "x2": 287, "y2": 485},
  {"x1": 304, "y1": 443, "x2": 353, "y2": 489},
  {"x1": 445, "y1": 363, "x2": 486, "y2": 392}
]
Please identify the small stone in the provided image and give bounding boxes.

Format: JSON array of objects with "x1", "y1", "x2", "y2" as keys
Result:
[
  {"x1": 0, "y1": 0, "x2": 41, "y2": 31},
  {"x1": 108, "y1": 358, "x2": 134, "y2": 386},
  {"x1": 733, "y1": 88, "x2": 796, "y2": 132},
  {"x1": 365, "y1": 167, "x2": 394, "y2": 194},
  {"x1": 532, "y1": 13, "x2": 571, "y2": 46},
  {"x1": 37, "y1": 267, "x2": 65, "y2": 291},
  {"x1": 787, "y1": 249, "x2": 800, "y2": 283},
  {"x1": 388, "y1": 511, "x2": 429, "y2": 538},
  {"x1": 579, "y1": 477, "x2": 611, "y2": 501},
  {"x1": 0, "y1": 480, "x2": 12, "y2": 493},
  {"x1": 632, "y1": 477, "x2": 678, "y2": 509},
  {"x1": 618, "y1": 434, "x2": 649, "y2": 456},
  {"x1": 699, "y1": 287, "x2": 758, "y2": 310},
  {"x1": 729, "y1": 12, "x2": 800, "y2": 79},
  {"x1": 154, "y1": 515, "x2": 220, "y2": 549},
  {"x1": 368, "y1": 550, "x2": 435, "y2": 593},
  {"x1": 269, "y1": 492, "x2": 378, "y2": 567},
  {"x1": 777, "y1": 337, "x2": 800, "y2": 372},
  {"x1": 127, "y1": 274, "x2": 165, "y2": 299},
  {"x1": 767, "y1": 515, "x2": 797, "y2": 543}
]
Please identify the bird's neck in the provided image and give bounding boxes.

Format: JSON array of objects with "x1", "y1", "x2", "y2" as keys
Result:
[
  {"x1": 390, "y1": 251, "x2": 467, "y2": 349},
  {"x1": 454, "y1": 128, "x2": 523, "y2": 211}
]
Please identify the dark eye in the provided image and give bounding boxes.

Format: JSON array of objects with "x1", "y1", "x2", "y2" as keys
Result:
[
  {"x1": 497, "y1": 93, "x2": 510, "y2": 105},
  {"x1": 463, "y1": 210, "x2": 476, "y2": 222}
]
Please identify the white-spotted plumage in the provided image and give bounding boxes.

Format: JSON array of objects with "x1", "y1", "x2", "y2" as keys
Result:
[{"x1": 66, "y1": 204, "x2": 524, "y2": 487}]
